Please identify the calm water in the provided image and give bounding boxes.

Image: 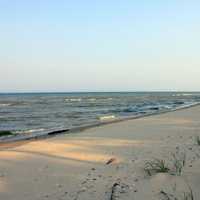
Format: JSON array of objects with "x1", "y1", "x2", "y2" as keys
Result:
[{"x1": 0, "y1": 92, "x2": 200, "y2": 137}]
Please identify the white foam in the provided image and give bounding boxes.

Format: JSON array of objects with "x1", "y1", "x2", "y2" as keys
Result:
[
  {"x1": 0, "y1": 103, "x2": 11, "y2": 107},
  {"x1": 65, "y1": 98, "x2": 82, "y2": 102},
  {"x1": 99, "y1": 115, "x2": 116, "y2": 121},
  {"x1": 15, "y1": 128, "x2": 45, "y2": 134},
  {"x1": 172, "y1": 93, "x2": 195, "y2": 97},
  {"x1": 88, "y1": 98, "x2": 97, "y2": 101}
]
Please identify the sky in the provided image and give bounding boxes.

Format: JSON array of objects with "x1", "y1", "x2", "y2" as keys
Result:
[{"x1": 0, "y1": 0, "x2": 200, "y2": 92}]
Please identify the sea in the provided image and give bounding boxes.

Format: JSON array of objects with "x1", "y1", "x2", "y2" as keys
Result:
[{"x1": 0, "y1": 92, "x2": 200, "y2": 139}]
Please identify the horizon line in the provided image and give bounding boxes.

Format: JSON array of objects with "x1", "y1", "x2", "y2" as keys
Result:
[{"x1": 0, "y1": 90, "x2": 200, "y2": 94}]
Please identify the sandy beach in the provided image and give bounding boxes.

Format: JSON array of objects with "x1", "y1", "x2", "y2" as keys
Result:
[{"x1": 0, "y1": 105, "x2": 200, "y2": 200}]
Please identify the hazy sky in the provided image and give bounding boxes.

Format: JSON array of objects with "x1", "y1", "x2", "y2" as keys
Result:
[{"x1": 0, "y1": 0, "x2": 200, "y2": 92}]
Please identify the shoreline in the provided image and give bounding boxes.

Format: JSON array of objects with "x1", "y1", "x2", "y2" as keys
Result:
[
  {"x1": 0, "y1": 104, "x2": 200, "y2": 199},
  {"x1": 1, "y1": 102, "x2": 200, "y2": 144}
]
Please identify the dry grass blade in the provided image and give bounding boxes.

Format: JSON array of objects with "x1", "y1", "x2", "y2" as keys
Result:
[
  {"x1": 171, "y1": 152, "x2": 186, "y2": 176},
  {"x1": 144, "y1": 159, "x2": 170, "y2": 176},
  {"x1": 195, "y1": 136, "x2": 200, "y2": 146},
  {"x1": 160, "y1": 185, "x2": 194, "y2": 200}
]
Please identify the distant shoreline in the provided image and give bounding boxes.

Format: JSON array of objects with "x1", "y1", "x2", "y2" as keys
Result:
[{"x1": 1, "y1": 91, "x2": 200, "y2": 95}]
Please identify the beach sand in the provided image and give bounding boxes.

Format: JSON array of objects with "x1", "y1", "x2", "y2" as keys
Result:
[{"x1": 0, "y1": 106, "x2": 200, "y2": 200}]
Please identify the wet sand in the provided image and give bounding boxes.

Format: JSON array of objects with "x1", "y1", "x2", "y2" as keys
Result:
[{"x1": 0, "y1": 105, "x2": 200, "y2": 200}]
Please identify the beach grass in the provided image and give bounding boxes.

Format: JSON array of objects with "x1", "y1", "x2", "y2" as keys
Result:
[
  {"x1": 144, "y1": 151, "x2": 186, "y2": 176},
  {"x1": 171, "y1": 152, "x2": 186, "y2": 176},
  {"x1": 195, "y1": 136, "x2": 200, "y2": 146},
  {"x1": 144, "y1": 159, "x2": 170, "y2": 176},
  {"x1": 160, "y1": 186, "x2": 194, "y2": 200}
]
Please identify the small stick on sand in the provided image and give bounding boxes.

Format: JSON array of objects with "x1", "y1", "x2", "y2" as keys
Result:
[{"x1": 106, "y1": 158, "x2": 117, "y2": 165}]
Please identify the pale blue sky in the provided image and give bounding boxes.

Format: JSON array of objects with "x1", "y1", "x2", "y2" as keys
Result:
[{"x1": 0, "y1": 0, "x2": 200, "y2": 92}]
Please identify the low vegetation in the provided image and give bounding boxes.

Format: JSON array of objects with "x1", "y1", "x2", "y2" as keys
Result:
[
  {"x1": 195, "y1": 136, "x2": 200, "y2": 146},
  {"x1": 144, "y1": 151, "x2": 186, "y2": 176},
  {"x1": 0, "y1": 130, "x2": 13, "y2": 137},
  {"x1": 171, "y1": 151, "x2": 186, "y2": 176},
  {"x1": 160, "y1": 185, "x2": 194, "y2": 200},
  {"x1": 144, "y1": 159, "x2": 170, "y2": 176}
]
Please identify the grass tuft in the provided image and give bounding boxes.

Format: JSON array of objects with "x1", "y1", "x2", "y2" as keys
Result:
[
  {"x1": 160, "y1": 185, "x2": 194, "y2": 200},
  {"x1": 195, "y1": 136, "x2": 200, "y2": 146},
  {"x1": 171, "y1": 151, "x2": 186, "y2": 176},
  {"x1": 144, "y1": 159, "x2": 170, "y2": 176},
  {"x1": 144, "y1": 151, "x2": 186, "y2": 176}
]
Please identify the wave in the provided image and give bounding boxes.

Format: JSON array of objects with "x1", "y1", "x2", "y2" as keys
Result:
[
  {"x1": 122, "y1": 107, "x2": 136, "y2": 112},
  {"x1": 99, "y1": 115, "x2": 116, "y2": 121},
  {"x1": 65, "y1": 97, "x2": 113, "y2": 103},
  {"x1": 174, "y1": 101, "x2": 200, "y2": 110},
  {"x1": 148, "y1": 107, "x2": 160, "y2": 110},
  {"x1": 106, "y1": 105, "x2": 160, "y2": 114},
  {"x1": 15, "y1": 128, "x2": 45, "y2": 134},
  {"x1": 65, "y1": 98, "x2": 82, "y2": 102},
  {"x1": 0, "y1": 103, "x2": 12, "y2": 107},
  {"x1": 87, "y1": 98, "x2": 96, "y2": 101},
  {"x1": 172, "y1": 93, "x2": 196, "y2": 97},
  {"x1": 173, "y1": 101, "x2": 185, "y2": 105},
  {"x1": 0, "y1": 101, "x2": 30, "y2": 107},
  {"x1": 100, "y1": 102, "x2": 190, "y2": 115}
]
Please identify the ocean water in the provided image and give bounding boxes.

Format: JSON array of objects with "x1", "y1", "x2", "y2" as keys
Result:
[{"x1": 0, "y1": 92, "x2": 200, "y2": 138}]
